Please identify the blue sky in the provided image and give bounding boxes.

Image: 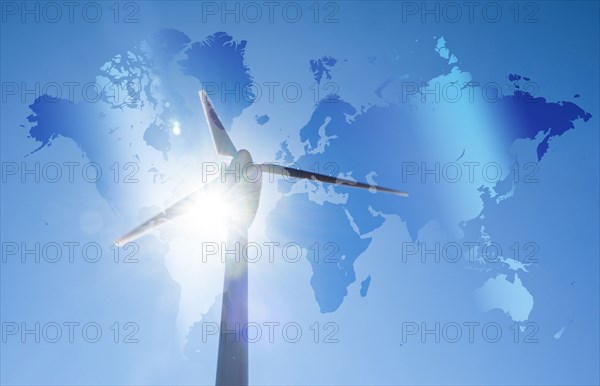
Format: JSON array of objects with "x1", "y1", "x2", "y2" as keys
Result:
[{"x1": 1, "y1": 1, "x2": 599, "y2": 385}]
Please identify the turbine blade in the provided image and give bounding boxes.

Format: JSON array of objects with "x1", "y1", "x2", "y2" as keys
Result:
[
  {"x1": 199, "y1": 90, "x2": 238, "y2": 157},
  {"x1": 114, "y1": 177, "x2": 231, "y2": 245},
  {"x1": 259, "y1": 163, "x2": 409, "y2": 197}
]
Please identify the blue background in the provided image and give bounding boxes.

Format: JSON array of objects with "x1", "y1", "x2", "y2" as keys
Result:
[{"x1": 1, "y1": 1, "x2": 599, "y2": 385}]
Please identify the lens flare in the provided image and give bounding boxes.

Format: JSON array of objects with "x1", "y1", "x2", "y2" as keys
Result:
[{"x1": 172, "y1": 121, "x2": 181, "y2": 136}]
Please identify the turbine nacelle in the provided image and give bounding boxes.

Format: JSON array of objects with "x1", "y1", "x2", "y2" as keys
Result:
[{"x1": 223, "y1": 149, "x2": 262, "y2": 230}]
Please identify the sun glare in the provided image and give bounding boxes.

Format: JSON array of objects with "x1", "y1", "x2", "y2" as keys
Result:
[{"x1": 177, "y1": 190, "x2": 231, "y2": 240}]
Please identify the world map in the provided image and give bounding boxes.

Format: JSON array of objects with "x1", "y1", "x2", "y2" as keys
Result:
[{"x1": 23, "y1": 28, "x2": 592, "y2": 339}]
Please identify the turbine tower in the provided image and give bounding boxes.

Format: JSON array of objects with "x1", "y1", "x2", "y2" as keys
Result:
[{"x1": 115, "y1": 91, "x2": 408, "y2": 386}]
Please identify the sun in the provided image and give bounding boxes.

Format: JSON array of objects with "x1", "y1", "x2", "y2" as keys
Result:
[{"x1": 176, "y1": 189, "x2": 231, "y2": 240}]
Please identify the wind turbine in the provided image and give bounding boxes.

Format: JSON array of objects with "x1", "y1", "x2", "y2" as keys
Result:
[{"x1": 115, "y1": 90, "x2": 408, "y2": 386}]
